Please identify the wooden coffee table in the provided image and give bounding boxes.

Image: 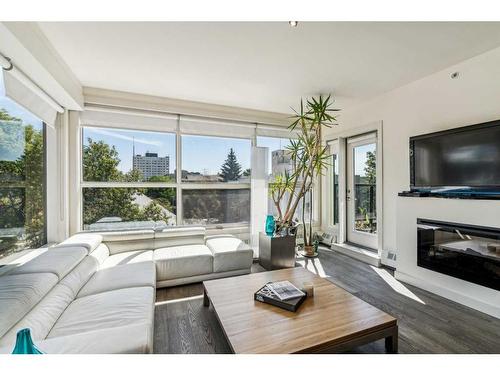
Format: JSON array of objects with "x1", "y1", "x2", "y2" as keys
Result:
[{"x1": 203, "y1": 267, "x2": 398, "y2": 354}]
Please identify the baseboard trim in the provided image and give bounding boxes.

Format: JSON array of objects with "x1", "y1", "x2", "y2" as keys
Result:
[
  {"x1": 395, "y1": 270, "x2": 500, "y2": 319},
  {"x1": 331, "y1": 243, "x2": 381, "y2": 267}
]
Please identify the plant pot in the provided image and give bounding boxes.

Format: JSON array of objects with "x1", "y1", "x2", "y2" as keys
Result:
[
  {"x1": 304, "y1": 245, "x2": 315, "y2": 257},
  {"x1": 259, "y1": 232, "x2": 296, "y2": 270}
]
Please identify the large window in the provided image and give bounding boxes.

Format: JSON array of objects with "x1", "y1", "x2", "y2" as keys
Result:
[
  {"x1": 81, "y1": 124, "x2": 252, "y2": 231},
  {"x1": 0, "y1": 75, "x2": 46, "y2": 258},
  {"x1": 81, "y1": 127, "x2": 177, "y2": 230}
]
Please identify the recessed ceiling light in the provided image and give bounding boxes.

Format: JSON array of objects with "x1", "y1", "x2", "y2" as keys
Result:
[{"x1": 289, "y1": 21, "x2": 298, "y2": 27}]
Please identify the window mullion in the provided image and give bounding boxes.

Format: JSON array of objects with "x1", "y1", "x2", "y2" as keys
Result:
[{"x1": 176, "y1": 115, "x2": 182, "y2": 226}]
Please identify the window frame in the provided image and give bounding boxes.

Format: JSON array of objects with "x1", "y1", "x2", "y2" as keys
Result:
[{"x1": 325, "y1": 139, "x2": 340, "y2": 230}]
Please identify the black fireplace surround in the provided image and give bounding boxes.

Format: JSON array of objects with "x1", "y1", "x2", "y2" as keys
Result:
[{"x1": 417, "y1": 219, "x2": 500, "y2": 291}]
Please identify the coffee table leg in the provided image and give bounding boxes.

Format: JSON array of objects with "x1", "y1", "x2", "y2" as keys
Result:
[
  {"x1": 203, "y1": 287, "x2": 210, "y2": 307},
  {"x1": 385, "y1": 326, "x2": 398, "y2": 353}
]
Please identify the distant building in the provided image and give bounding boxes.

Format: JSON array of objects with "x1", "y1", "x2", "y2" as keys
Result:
[
  {"x1": 182, "y1": 171, "x2": 221, "y2": 182},
  {"x1": 271, "y1": 149, "x2": 292, "y2": 176},
  {"x1": 133, "y1": 152, "x2": 170, "y2": 180}
]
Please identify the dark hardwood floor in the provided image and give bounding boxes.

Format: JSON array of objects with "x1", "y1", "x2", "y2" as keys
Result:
[{"x1": 154, "y1": 248, "x2": 500, "y2": 354}]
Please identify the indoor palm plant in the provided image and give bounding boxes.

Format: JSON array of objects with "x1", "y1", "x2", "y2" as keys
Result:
[{"x1": 269, "y1": 95, "x2": 338, "y2": 255}]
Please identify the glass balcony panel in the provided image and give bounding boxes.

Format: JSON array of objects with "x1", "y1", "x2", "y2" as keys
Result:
[
  {"x1": 82, "y1": 187, "x2": 176, "y2": 231},
  {"x1": 182, "y1": 189, "x2": 250, "y2": 225}
]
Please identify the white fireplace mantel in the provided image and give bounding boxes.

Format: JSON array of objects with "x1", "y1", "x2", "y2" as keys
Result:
[{"x1": 395, "y1": 196, "x2": 500, "y2": 318}]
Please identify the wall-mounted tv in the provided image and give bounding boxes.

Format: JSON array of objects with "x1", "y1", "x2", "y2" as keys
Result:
[{"x1": 410, "y1": 119, "x2": 500, "y2": 190}]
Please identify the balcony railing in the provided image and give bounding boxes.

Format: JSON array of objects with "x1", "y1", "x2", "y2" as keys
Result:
[{"x1": 354, "y1": 183, "x2": 377, "y2": 234}]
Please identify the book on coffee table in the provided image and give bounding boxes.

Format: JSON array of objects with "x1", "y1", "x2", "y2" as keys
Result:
[{"x1": 254, "y1": 281, "x2": 306, "y2": 312}]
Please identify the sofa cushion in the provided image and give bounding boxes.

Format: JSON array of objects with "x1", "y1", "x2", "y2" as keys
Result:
[
  {"x1": 77, "y1": 262, "x2": 156, "y2": 298},
  {"x1": 9, "y1": 247, "x2": 87, "y2": 280},
  {"x1": 0, "y1": 323, "x2": 153, "y2": 354},
  {"x1": 89, "y1": 243, "x2": 110, "y2": 265},
  {"x1": 154, "y1": 226, "x2": 206, "y2": 249},
  {"x1": 58, "y1": 256, "x2": 99, "y2": 296},
  {"x1": 0, "y1": 257, "x2": 99, "y2": 347},
  {"x1": 100, "y1": 250, "x2": 153, "y2": 269},
  {"x1": 55, "y1": 233, "x2": 102, "y2": 254},
  {"x1": 206, "y1": 235, "x2": 254, "y2": 272},
  {"x1": 48, "y1": 286, "x2": 154, "y2": 339},
  {"x1": 154, "y1": 245, "x2": 213, "y2": 280},
  {"x1": 99, "y1": 230, "x2": 155, "y2": 255},
  {"x1": 0, "y1": 273, "x2": 58, "y2": 337},
  {"x1": 0, "y1": 284, "x2": 75, "y2": 347}
]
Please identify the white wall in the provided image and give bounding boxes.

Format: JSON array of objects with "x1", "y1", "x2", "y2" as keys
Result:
[{"x1": 324, "y1": 46, "x2": 500, "y2": 263}]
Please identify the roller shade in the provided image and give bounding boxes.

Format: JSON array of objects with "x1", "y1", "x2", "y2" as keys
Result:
[
  {"x1": 180, "y1": 115, "x2": 256, "y2": 138},
  {"x1": 2, "y1": 70, "x2": 63, "y2": 127},
  {"x1": 256, "y1": 124, "x2": 299, "y2": 139},
  {"x1": 81, "y1": 107, "x2": 178, "y2": 133}
]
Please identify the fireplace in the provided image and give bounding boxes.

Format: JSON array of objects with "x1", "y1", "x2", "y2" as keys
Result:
[{"x1": 417, "y1": 219, "x2": 500, "y2": 291}]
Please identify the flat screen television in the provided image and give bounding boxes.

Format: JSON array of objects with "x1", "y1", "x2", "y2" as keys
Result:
[{"x1": 410, "y1": 119, "x2": 500, "y2": 191}]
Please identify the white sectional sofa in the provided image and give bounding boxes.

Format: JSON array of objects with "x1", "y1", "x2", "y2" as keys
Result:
[{"x1": 0, "y1": 227, "x2": 253, "y2": 354}]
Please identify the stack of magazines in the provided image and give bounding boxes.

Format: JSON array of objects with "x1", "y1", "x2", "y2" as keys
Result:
[{"x1": 254, "y1": 281, "x2": 306, "y2": 312}]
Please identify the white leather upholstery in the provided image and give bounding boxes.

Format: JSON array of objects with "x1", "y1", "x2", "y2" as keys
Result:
[
  {"x1": 154, "y1": 226, "x2": 206, "y2": 248},
  {"x1": 0, "y1": 256, "x2": 99, "y2": 348},
  {"x1": 101, "y1": 230, "x2": 155, "y2": 255},
  {"x1": 154, "y1": 245, "x2": 213, "y2": 280},
  {"x1": 77, "y1": 262, "x2": 156, "y2": 298},
  {"x1": 205, "y1": 235, "x2": 253, "y2": 272},
  {"x1": 100, "y1": 230, "x2": 155, "y2": 242},
  {"x1": 0, "y1": 284, "x2": 75, "y2": 347},
  {"x1": 9, "y1": 247, "x2": 87, "y2": 280},
  {"x1": 0, "y1": 323, "x2": 153, "y2": 354},
  {"x1": 48, "y1": 287, "x2": 155, "y2": 339},
  {"x1": 55, "y1": 233, "x2": 103, "y2": 254},
  {"x1": 100, "y1": 250, "x2": 153, "y2": 269},
  {"x1": 89, "y1": 243, "x2": 110, "y2": 265},
  {"x1": 0, "y1": 273, "x2": 58, "y2": 337},
  {"x1": 58, "y1": 256, "x2": 99, "y2": 296}
]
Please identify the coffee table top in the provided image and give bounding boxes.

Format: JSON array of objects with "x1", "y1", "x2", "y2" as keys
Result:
[{"x1": 203, "y1": 267, "x2": 397, "y2": 354}]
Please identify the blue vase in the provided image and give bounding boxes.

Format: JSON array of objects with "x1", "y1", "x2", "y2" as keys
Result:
[
  {"x1": 265, "y1": 215, "x2": 275, "y2": 236},
  {"x1": 12, "y1": 328, "x2": 43, "y2": 354}
]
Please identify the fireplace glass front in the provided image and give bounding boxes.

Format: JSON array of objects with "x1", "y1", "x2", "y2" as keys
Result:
[{"x1": 417, "y1": 219, "x2": 500, "y2": 291}]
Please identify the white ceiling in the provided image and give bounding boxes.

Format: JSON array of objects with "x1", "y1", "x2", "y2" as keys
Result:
[{"x1": 38, "y1": 22, "x2": 500, "y2": 114}]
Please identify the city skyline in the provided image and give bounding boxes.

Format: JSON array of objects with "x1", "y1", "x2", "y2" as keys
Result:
[{"x1": 83, "y1": 127, "x2": 252, "y2": 176}]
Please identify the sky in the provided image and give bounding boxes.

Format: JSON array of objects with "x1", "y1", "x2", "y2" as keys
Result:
[
  {"x1": 83, "y1": 127, "x2": 252, "y2": 175},
  {"x1": 354, "y1": 143, "x2": 375, "y2": 176}
]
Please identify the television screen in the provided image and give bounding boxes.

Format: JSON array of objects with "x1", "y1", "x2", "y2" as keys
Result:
[{"x1": 411, "y1": 121, "x2": 500, "y2": 189}]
